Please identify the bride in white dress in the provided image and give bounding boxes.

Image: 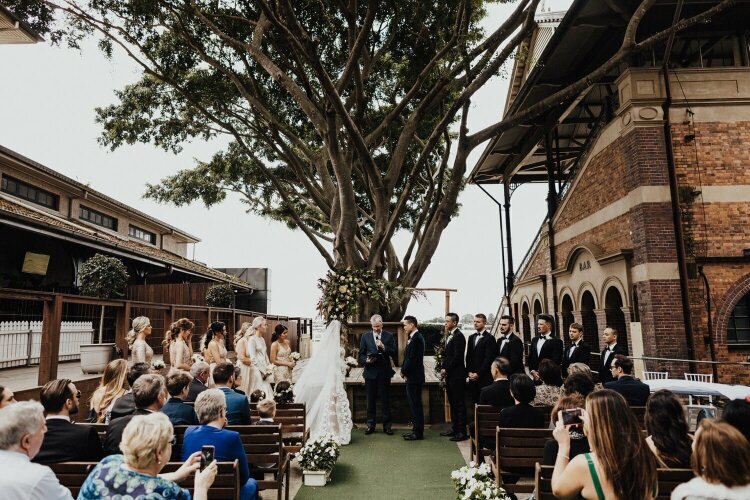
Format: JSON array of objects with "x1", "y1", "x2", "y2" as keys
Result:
[{"x1": 294, "y1": 320, "x2": 352, "y2": 445}]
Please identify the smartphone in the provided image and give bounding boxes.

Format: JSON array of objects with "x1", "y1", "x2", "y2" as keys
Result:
[
  {"x1": 561, "y1": 408, "x2": 583, "y2": 426},
  {"x1": 200, "y1": 445, "x2": 215, "y2": 471}
]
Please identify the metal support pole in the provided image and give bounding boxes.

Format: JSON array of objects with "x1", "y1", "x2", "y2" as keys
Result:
[
  {"x1": 476, "y1": 183, "x2": 507, "y2": 303},
  {"x1": 504, "y1": 181, "x2": 515, "y2": 292}
]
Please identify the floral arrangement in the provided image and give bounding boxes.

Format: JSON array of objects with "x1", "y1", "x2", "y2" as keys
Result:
[
  {"x1": 273, "y1": 382, "x2": 295, "y2": 404},
  {"x1": 344, "y1": 356, "x2": 358, "y2": 368},
  {"x1": 290, "y1": 352, "x2": 301, "y2": 362},
  {"x1": 152, "y1": 360, "x2": 165, "y2": 370},
  {"x1": 297, "y1": 433, "x2": 341, "y2": 474},
  {"x1": 262, "y1": 365, "x2": 274, "y2": 380},
  {"x1": 316, "y1": 268, "x2": 417, "y2": 323},
  {"x1": 433, "y1": 330, "x2": 449, "y2": 389},
  {"x1": 191, "y1": 353, "x2": 205, "y2": 364},
  {"x1": 451, "y1": 462, "x2": 509, "y2": 500}
]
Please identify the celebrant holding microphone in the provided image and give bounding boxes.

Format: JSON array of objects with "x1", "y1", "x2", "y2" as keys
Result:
[{"x1": 358, "y1": 314, "x2": 397, "y2": 435}]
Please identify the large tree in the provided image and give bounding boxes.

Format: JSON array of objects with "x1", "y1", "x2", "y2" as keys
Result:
[{"x1": 7, "y1": 0, "x2": 733, "y2": 319}]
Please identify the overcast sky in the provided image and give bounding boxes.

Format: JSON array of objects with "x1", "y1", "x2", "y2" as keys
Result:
[{"x1": 0, "y1": 1, "x2": 572, "y2": 321}]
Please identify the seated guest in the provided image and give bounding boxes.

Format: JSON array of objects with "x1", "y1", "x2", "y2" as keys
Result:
[
  {"x1": 233, "y1": 366, "x2": 246, "y2": 395},
  {"x1": 109, "y1": 362, "x2": 151, "y2": 420},
  {"x1": 0, "y1": 401, "x2": 73, "y2": 500},
  {"x1": 34, "y1": 379, "x2": 104, "y2": 463},
  {"x1": 273, "y1": 381, "x2": 295, "y2": 405},
  {"x1": 603, "y1": 355, "x2": 650, "y2": 406},
  {"x1": 551, "y1": 389, "x2": 657, "y2": 500},
  {"x1": 0, "y1": 384, "x2": 17, "y2": 409},
  {"x1": 671, "y1": 419, "x2": 750, "y2": 500},
  {"x1": 645, "y1": 389, "x2": 692, "y2": 469},
  {"x1": 533, "y1": 359, "x2": 564, "y2": 407},
  {"x1": 213, "y1": 362, "x2": 252, "y2": 425},
  {"x1": 88, "y1": 359, "x2": 128, "y2": 423},
  {"x1": 104, "y1": 374, "x2": 167, "y2": 455},
  {"x1": 499, "y1": 374, "x2": 545, "y2": 429},
  {"x1": 249, "y1": 389, "x2": 266, "y2": 403},
  {"x1": 722, "y1": 398, "x2": 750, "y2": 444},
  {"x1": 479, "y1": 357, "x2": 514, "y2": 408},
  {"x1": 161, "y1": 371, "x2": 199, "y2": 426},
  {"x1": 563, "y1": 372, "x2": 595, "y2": 398},
  {"x1": 254, "y1": 399, "x2": 276, "y2": 425},
  {"x1": 181, "y1": 389, "x2": 258, "y2": 500},
  {"x1": 542, "y1": 394, "x2": 589, "y2": 466},
  {"x1": 80, "y1": 412, "x2": 217, "y2": 500},
  {"x1": 567, "y1": 362, "x2": 593, "y2": 379},
  {"x1": 185, "y1": 361, "x2": 210, "y2": 402}
]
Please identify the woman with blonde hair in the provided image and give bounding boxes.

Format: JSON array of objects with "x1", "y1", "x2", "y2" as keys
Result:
[
  {"x1": 88, "y1": 358, "x2": 128, "y2": 423},
  {"x1": 167, "y1": 318, "x2": 195, "y2": 371},
  {"x1": 671, "y1": 419, "x2": 750, "y2": 499},
  {"x1": 245, "y1": 317, "x2": 273, "y2": 397},
  {"x1": 551, "y1": 389, "x2": 657, "y2": 500},
  {"x1": 234, "y1": 322, "x2": 255, "y2": 395},
  {"x1": 127, "y1": 316, "x2": 153, "y2": 366},
  {"x1": 79, "y1": 412, "x2": 216, "y2": 499}
]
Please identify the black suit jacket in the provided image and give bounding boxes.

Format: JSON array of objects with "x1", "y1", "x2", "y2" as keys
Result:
[
  {"x1": 598, "y1": 343, "x2": 628, "y2": 384},
  {"x1": 604, "y1": 376, "x2": 650, "y2": 406},
  {"x1": 479, "y1": 379, "x2": 514, "y2": 409},
  {"x1": 466, "y1": 331, "x2": 499, "y2": 387},
  {"x1": 497, "y1": 333, "x2": 524, "y2": 375},
  {"x1": 160, "y1": 398, "x2": 198, "y2": 426},
  {"x1": 109, "y1": 392, "x2": 135, "y2": 421},
  {"x1": 401, "y1": 331, "x2": 425, "y2": 385},
  {"x1": 527, "y1": 335, "x2": 564, "y2": 372},
  {"x1": 185, "y1": 379, "x2": 208, "y2": 403},
  {"x1": 441, "y1": 329, "x2": 467, "y2": 382},
  {"x1": 562, "y1": 341, "x2": 591, "y2": 374},
  {"x1": 499, "y1": 403, "x2": 546, "y2": 429},
  {"x1": 33, "y1": 418, "x2": 104, "y2": 463},
  {"x1": 358, "y1": 331, "x2": 397, "y2": 379},
  {"x1": 104, "y1": 408, "x2": 153, "y2": 455}
]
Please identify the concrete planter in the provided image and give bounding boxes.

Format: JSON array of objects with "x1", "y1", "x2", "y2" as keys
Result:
[
  {"x1": 80, "y1": 343, "x2": 115, "y2": 373},
  {"x1": 302, "y1": 470, "x2": 330, "y2": 486}
]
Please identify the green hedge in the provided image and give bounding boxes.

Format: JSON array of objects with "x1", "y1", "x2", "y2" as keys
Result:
[{"x1": 420, "y1": 323, "x2": 445, "y2": 355}]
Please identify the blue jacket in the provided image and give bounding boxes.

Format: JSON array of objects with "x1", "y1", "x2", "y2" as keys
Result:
[
  {"x1": 401, "y1": 331, "x2": 425, "y2": 385},
  {"x1": 218, "y1": 387, "x2": 252, "y2": 425},
  {"x1": 160, "y1": 398, "x2": 198, "y2": 426},
  {"x1": 358, "y1": 330, "x2": 397, "y2": 380},
  {"x1": 181, "y1": 425, "x2": 250, "y2": 486}
]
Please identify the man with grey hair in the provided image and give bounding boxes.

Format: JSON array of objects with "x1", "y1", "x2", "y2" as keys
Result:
[
  {"x1": 186, "y1": 361, "x2": 210, "y2": 402},
  {"x1": 358, "y1": 313, "x2": 397, "y2": 435},
  {"x1": 0, "y1": 401, "x2": 73, "y2": 499},
  {"x1": 104, "y1": 374, "x2": 167, "y2": 455}
]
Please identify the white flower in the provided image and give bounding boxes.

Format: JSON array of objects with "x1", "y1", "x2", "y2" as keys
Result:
[{"x1": 152, "y1": 360, "x2": 165, "y2": 369}]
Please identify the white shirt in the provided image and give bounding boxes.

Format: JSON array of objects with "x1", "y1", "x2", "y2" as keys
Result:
[
  {"x1": 45, "y1": 415, "x2": 70, "y2": 422},
  {"x1": 603, "y1": 342, "x2": 617, "y2": 365},
  {"x1": 498, "y1": 333, "x2": 513, "y2": 351},
  {"x1": 0, "y1": 450, "x2": 73, "y2": 500},
  {"x1": 537, "y1": 334, "x2": 552, "y2": 355},
  {"x1": 462, "y1": 330, "x2": 471, "y2": 361},
  {"x1": 568, "y1": 341, "x2": 579, "y2": 354}
]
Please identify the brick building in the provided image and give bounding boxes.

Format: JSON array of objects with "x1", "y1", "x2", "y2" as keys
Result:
[{"x1": 470, "y1": 0, "x2": 750, "y2": 383}]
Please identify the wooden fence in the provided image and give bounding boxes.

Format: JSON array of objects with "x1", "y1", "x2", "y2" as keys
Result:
[{"x1": 0, "y1": 288, "x2": 312, "y2": 387}]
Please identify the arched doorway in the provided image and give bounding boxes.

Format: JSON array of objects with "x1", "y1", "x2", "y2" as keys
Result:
[
  {"x1": 605, "y1": 286, "x2": 628, "y2": 354},
  {"x1": 561, "y1": 295, "x2": 574, "y2": 343},
  {"x1": 580, "y1": 291, "x2": 598, "y2": 370},
  {"x1": 533, "y1": 298, "x2": 543, "y2": 322},
  {"x1": 521, "y1": 302, "x2": 531, "y2": 344}
]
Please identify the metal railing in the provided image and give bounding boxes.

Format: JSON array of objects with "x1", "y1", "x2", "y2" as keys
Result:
[{"x1": 0, "y1": 321, "x2": 94, "y2": 368}]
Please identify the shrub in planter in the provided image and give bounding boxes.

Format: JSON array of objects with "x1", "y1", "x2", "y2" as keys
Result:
[
  {"x1": 78, "y1": 254, "x2": 129, "y2": 299},
  {"x1": 205, "y1": 284, "x2": 234, "y2": 307}
]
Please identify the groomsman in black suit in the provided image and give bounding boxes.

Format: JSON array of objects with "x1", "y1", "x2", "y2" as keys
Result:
[
  {"x1": 440, "y1": 312, "x2": 468, "y2": 441},
  {"x1": 561, "y1": 322, "x2": 591, "y2": 376},
  {"x1": 527, "y1": 314, "x2": 564, "y2": 379},
  {"x1": 358, "y1": 314, "x2": 397, "y2": 435},
  {"x1": 598, "y1": 326, "x2": 627, "y2": 384},
  {"x1": 496, "y1": 315, "x2": 524, "y2": 375},
  {"x1": 400, "y1": 315, "x2": 425, "y2": 441},
  {"x1": 466, "y1": 313, "x2": 499, "y2": 405}
]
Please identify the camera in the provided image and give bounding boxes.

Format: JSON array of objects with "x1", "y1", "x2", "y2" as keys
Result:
[
  {"x1": 200, "y1": 445, "x2": 215, "y2": 471},
  {"x1": 561, "y1": 408, "x2": 583, "y2": 426}
]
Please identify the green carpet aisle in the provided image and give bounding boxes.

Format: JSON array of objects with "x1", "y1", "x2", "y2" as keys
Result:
[{"x1": 294, "y1": 428, "x2": 465, "y2": 499}]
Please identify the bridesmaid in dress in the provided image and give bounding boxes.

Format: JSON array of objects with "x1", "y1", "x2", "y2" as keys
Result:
[
  {"x1": 246, "y1": 317, "x2": 273, "y2": 397},
  {"x1": 234, "y1": 322, "x2": 255, "y2": 395},
  {"x1": 168, "y1": 317, "x2": 195, "y2": 371},
  {"x1": 127, "y1": 316, "x2": 153, "y2": 366},
  {"x1": 204, "y1": 321, "x2": 228, "y2": 385},
  {"x1": 270, "y1": 324, "x2": 295, "y2": 382}
]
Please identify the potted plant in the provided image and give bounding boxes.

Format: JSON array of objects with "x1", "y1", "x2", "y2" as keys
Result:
[
  {"x1": 451, "y1": 462, "x2": 510, "y2": 499},
  {"x1": 297, "y1": 433, "x2": 341, "y2": 486},
  {"x1": 205, "y1": 283, "x2": 234, "y2": 308},
  {"x1": 78, "y1": 253, "x2": 129, "y2": 373}
]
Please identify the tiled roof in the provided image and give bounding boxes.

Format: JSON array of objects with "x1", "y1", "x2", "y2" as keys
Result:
[{"x1": 0, "y1": 195, "x2": 250, "y2": 289}]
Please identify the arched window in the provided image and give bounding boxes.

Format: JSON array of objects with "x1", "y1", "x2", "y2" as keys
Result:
[
  {"x1": 605, "y1": 287, "x2": 628, "y2": 355},
  {"x1": 580, "y1": 291, "x2": 598, "y2": 369},
  {"x1": 521, "y1": 302, "x2": 531, "y2": 344},
  {"x1": 561, "y1": 295, "x2": 574, "y2": 342},
  {"x1": 728, "y1": 292, "x2": 750, "y2": 344}
]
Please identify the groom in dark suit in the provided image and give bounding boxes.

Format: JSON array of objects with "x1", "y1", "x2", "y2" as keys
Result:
[
  {"x1": 400, "y1": 315, "x2": 425, "y2": 441},
  {"x1": 358, "y1": 314, "x2": 397, "y2": 435}
]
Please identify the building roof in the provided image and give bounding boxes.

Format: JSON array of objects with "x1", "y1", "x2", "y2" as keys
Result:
[
  {"x1": 0, "y1": 3, "x2": 43, "y2": 44},
  {"x1": 0, "y1": 193, "x2": 251, "y2": 288},
  {"x1": 0, "y1": 144, "x2": 200, "y2": 243}
]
